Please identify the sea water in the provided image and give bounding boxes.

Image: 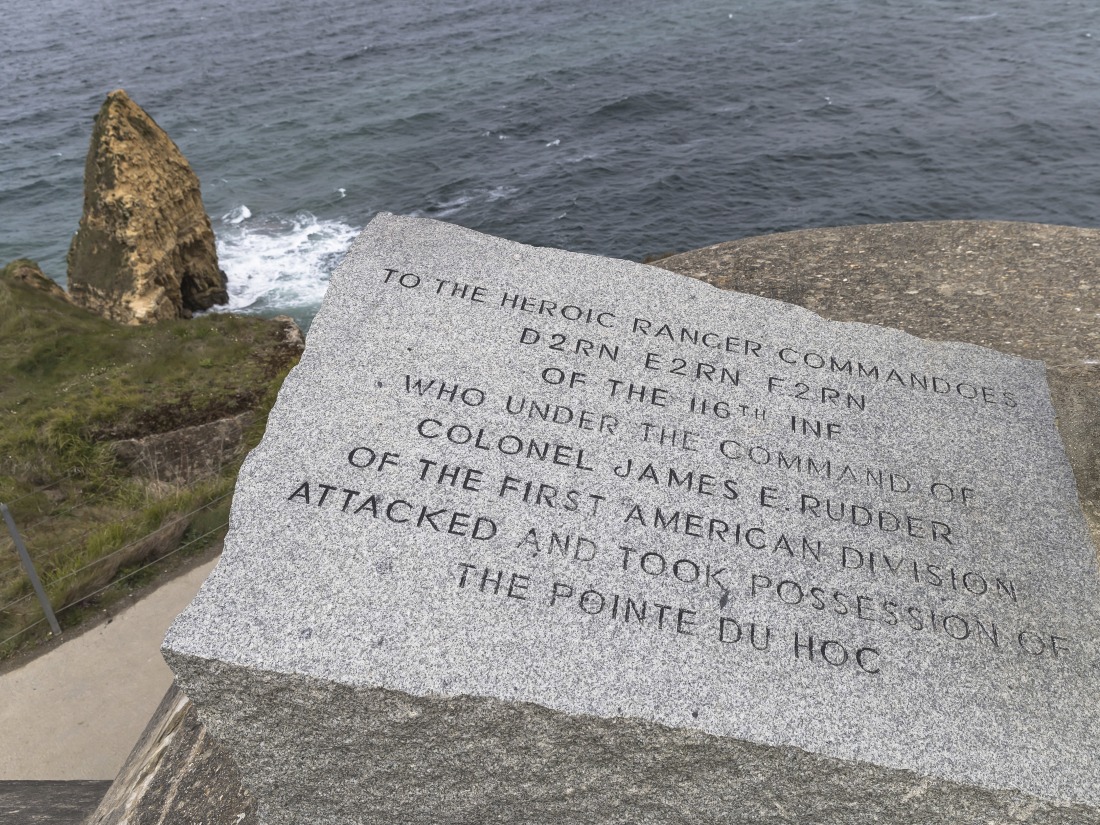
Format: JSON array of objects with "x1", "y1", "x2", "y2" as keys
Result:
[{"x1": 3, "y1": 0, "x2": 1099, "y2": 329}]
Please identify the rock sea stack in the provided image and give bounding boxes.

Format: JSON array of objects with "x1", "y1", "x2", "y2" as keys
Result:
[{"x1": 67, "y1": 89, "x2": 228, "y2": 324}]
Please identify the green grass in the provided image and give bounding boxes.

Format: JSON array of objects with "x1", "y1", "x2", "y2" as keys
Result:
[{"x1": 0, "y1": 260, "x2": 298, "y2": 657}]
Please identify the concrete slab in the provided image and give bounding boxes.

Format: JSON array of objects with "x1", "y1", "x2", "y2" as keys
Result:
[
  {"x1": 163, "y1": 215, "x2": 1100, "y2": 823},
  {"x1": 0, "y1": 558, "x2": 218, "y2": 780}
]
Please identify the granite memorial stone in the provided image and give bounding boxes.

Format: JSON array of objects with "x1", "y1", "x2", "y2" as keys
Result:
[{"x1": 163, "y1": 213, "x2": 1100, "y2": 823}]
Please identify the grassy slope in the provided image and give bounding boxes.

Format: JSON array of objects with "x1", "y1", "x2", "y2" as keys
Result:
[{"x1": 0, "y1": 261, "x2": 297, "y2": 655}]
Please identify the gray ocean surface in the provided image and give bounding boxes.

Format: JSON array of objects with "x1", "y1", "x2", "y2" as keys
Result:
[{"x1": 3, "y1": 0, "x2": 1099, "y2": 328}]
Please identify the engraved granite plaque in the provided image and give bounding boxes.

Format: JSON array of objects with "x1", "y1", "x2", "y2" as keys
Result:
[{"x1": 164, "y1": 214, "x2": 1100, "y2": 823}]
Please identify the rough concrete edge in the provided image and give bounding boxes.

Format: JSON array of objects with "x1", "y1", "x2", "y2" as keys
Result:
[
  {"x1": 85, "y1": 683, "x2": 258, "y2": 825},
  {"x1": 84, "y1": 685, "x2": 190, "y2": 824},
  {"x1": 108, "y1": 411, "x2": 255, "y2": 484},
  {"x1": 163, "y1": 653, "x2": 1096, "y2": 825}
]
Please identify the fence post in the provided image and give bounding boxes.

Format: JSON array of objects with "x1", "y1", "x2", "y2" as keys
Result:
[{"x1": 1, "y1": 502, "x2": 62, "y2": 636}]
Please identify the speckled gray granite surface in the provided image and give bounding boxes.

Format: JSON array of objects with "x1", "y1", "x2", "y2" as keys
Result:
[
  {"x1": 163, "y1": 214, "x2": 1100, "y2": 823},
  {"x1": 655, "y1": 220, "x2": 1100, "y2": 555},
  {"x1": 84, "y1": 686, "x2": 257, "y2": 825},
  {"x1": 0, "y1": 781, "x2": 109, "y2": 825}
]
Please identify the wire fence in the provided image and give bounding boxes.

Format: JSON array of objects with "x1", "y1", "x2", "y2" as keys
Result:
[
  {"x1": 1, "y1": 472, "x2": 78, "y2": 508},
  {"x1": 0, "y1": 463, "x2": 238, "y2": 655},
  {"x1": 0, "y1": 591, "x2": 36, "y2": 615},
  {"x1": 0, "y1": 519, "x2": 229, "y2": 650},
  {"x1": 0, "y1": 475, "x2": 85, "y2": 580},
  {"x1": 48, "y1": 491, "x2": 233, "y2": 590},
  {"x1": 15, "y1": 496, "x2": 99, "y2": 535}
]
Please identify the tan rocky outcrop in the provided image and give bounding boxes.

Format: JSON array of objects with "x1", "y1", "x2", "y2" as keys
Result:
[
  {"x1": 1, "y1": 258, "x2": 72, "y2": 303},
  {"x1": 67, "y1": 90, "x2": 228, "y2": 324}
]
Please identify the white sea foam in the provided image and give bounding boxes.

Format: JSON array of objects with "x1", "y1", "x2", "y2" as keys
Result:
[
  {"x1": 414, "y1": 193, "x2": 475, "y2": 219},
  {"x1": 211, "y1": 209, "x2": 360, "y2": 317},
  {"x1": 224, "y1": 204, "x2": 252, "y2": 224},
  {"x1": 487, "y1": 185, "x2": 519, "y2": 202},
  {"x1": 409, "y1": 184, "x2": 519, "y2": 219}
]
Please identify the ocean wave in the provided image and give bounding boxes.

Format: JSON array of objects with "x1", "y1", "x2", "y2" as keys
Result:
[
  {"x1": 409, "y1": 184, "x2": 521, "y2": 218},
  {"x1": 211, "y1": 208, "x2": 359, "y2": 321},
  {"x1": 224, "y1": 204, "x2": 252, "y2": 224}
]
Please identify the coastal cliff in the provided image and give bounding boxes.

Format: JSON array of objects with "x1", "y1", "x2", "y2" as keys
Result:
[
  {"x1": 0, "y1": 90, "x2": 303, "y2": 660},
  {"x1": 0, "y1": 261, "x2": 301, "y2": 658}
]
